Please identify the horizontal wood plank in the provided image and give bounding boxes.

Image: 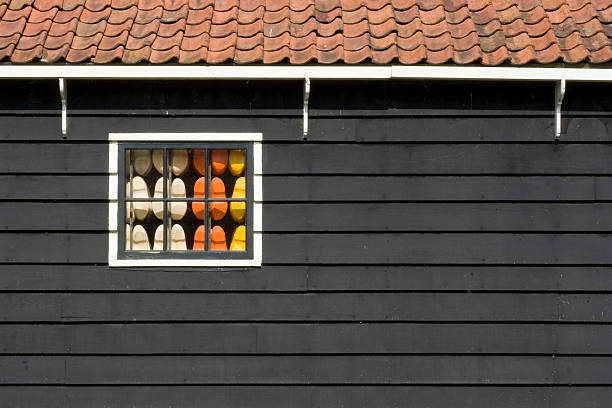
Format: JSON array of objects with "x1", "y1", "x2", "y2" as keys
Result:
[
  {"x1": 0, "y1": 385, "x2": 572, "y2": 408},
  {"x1": 4, "y1": 202, "x2": 612, "y2": 232},
  {"x1": 3, "y1": 232, "x2": 612, "y2": 264},
  {"x1": 3, "y1": 115, "x2": 610, "y2": 142},
  {"x1": 264, "y1": 203, "x2": 612, "y2": 232},
  {"x1": 0, "y1": 175, "x2": 107, "y2": 200},
  {"x1": 1, "y1": 323, "x2": 610, "y2": 354},
  {"x1": 263, "y1": 144, "x2": 612, "y2": 175},
  {"x1": 0, "y1": 292, "x2": 609, "y2": 322},
  {"x1": 3, "y1": 143, "x2": 612, "y2": 175},
  {"x1": 1, "y1": 355, "x2": 611, "y2": 384},
  {"x1": 3, "y1": 175, "x2": 611, "y2": 201},
  {"x1": 2, "y1": 265, "x2": 612, "y2": 291}
]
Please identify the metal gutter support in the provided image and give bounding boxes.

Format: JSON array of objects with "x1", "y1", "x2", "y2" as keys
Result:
[
  {"x1": 59, "y1": 78, "x2": 67, "y2": 135},
  {"x1": 555, "y1": 78, "x2": 566, "y2": 140},
  {"x1": 303, "y1": 75, "x2": 310, "y2": 139}
]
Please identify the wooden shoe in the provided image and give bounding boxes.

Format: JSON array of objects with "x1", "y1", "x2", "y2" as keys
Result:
[
  {"x1": 210, "y1": 225, "x2": 227, "y2": 250},
  {"x1": 210, "y1": 177, "x2": 228, "y2": 221},
  {"x1": 193, "y1": 225, "x2": 205, "y2": 250},
  {"x1": 211, "y1": 149, "x2": 228, "y2": 175},
  {"x1": 169, "y1": 178, "x2": 187, "y2": 220},
  {"x1": 152, "y1": 177, "x2": 164, "y2": 220},
  {"x1": 228, "y1": 150, "x2": 245, "y2": 176},
  {"x1": 230, "y1": 176, "x2": 246, "y2": 222},
  {"x1": 170, "y1": 224, "x2": 187, "y2": 250},
  {"x1": 125, "y1": 176, "x2": 150, "y2": 221},
  {"x1": 191, "y1": 177, "x2": 206, "y2": 220},
  {"x1": 132, "y1": 150, "x2": 152, "y2": 176},
  {"x1": 193, "y1": 149, "x2": 205, "y2": 176},
  {"x1": 152, "y1": 149, "x2": 163, "y2": 174},
  {"x1": 171, "y1": 149, "x2": 188, "y2": 176},
  {"x1": 126, "y1": 224, "x2": 150, "y2": 251},
  {"x1": 230, "y1": 225, "x2": 246, "y2": 251},
  {"x1": 153, "y1": 224, "x2": 164, "y2": 250}
]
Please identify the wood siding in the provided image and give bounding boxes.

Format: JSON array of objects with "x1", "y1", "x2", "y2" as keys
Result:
[{"x1": 0, "y1": 79, "x2": 611, "y2": 407}]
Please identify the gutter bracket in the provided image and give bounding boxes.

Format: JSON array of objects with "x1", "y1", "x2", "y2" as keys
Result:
[
  {"x1": 303, "y1": 75, "x2": 310, "y2": 139},
  {"x1": 555, "y1": 78, "x2": 566, "y2": 140},
  {"x1": 59, "y1": 78, "x2": 67, "y2": 136}
]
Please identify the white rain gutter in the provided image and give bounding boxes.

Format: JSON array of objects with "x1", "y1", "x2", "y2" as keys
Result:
[{"x1": 3, "y1": 64, "x2": 610, "y2": 138}]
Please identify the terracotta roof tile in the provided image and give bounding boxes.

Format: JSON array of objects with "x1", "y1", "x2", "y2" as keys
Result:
[
  {"x1": 108, "y1": 5, "x2": 136, "y2": 23},
  {"x1": 23, "y1": 18, "x2": 50, "y2": 35},
  {"x1": 104, "y1": 18, "x2": 131, "y2": 35},
  {"x1": 44, "y1": 30, "x2": 73, "y2": 48},
  {"x1": 91, "y1": 43, "x2": 122, "y2": 60},
  {"x1": 33, "y1": 0, "x2": 62, "y2": 11},
  {"x1": 11, "y1": 43, "x2": 42, "y2": 60},
  {"x1": 71, "y1": 31, "x2": 102, "y2": 48},
  {"x1": 4, "y1": 4, "x2": 29, "y2": 20},
  {"x1": 29, "y1": 7, "x2": 58, "y2": 23},
  {"x1": 134, "y1": 5, "x2": 161, "y2": 23},
  {"x1": 40, "y1": 42, "x2": 69, "y2": 60},
  {"x1": 0, "y1": 0, "x2": 612, "y2": 65},
  {"x1": 98, "y1": 29, "x2": 127, "y2": 48}
]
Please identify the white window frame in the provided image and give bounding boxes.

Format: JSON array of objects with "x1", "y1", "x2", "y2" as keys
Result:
[{"x1": 108, "y1": 133, "x2": 263, "y2": 267}]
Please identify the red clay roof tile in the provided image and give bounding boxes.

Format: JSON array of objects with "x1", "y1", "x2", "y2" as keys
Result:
[
  {"x1": 107, "y1": 5, "x2": 136, "y2": 23},
  {"x1": 33, "y1": 0, "x2": 62, "y2": 11},
  {"x1": 71, "y1": 31, "x2": 102, "y2": 48},
  {"x1": 29, "y1": 7, "x2": 58, "y2": 23},
  {"x1": 23, "y1": 18, "x2": 51, "y2": 35},
  {"x1": 104, "y1": 18, "x2": 131, "y2": 35},
  {"x1": 0, "y1": 0, "x2": 611, "y2": 65},
  {"x1": 44, "y1": 30, "x2": 73, "y2": 47},
  {"x1": 98, "y1": 29, "x2": 127, "y2": 48},
  {"x1": 40, "y1": 42, "x2": 69, "y2": 60}
]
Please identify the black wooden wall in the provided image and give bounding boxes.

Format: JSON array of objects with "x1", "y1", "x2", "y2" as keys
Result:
[{"x1": 0, "y1": 78, "x2": 611, "y2": 407}]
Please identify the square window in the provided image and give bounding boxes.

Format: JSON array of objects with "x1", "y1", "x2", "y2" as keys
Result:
[{"x1": 108, "y1": 134, "x2": 262, "y2": 267}]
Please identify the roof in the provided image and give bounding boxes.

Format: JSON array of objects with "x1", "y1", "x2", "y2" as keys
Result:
[{"x1": 0, "y1": 0, "x2": 611, "y2": 65}]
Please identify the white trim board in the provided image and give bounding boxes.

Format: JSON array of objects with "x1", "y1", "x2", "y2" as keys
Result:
[
  {"x1": 108, "y1": 133, "x2": 263, "y2": 268},
  {"x1": 3, "y1": 65, "x2": 612, "y2": 81}
]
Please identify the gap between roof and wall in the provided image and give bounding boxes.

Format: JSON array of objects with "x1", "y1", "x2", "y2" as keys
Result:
[{"x1": 4, "y1": 65, "x2": 608, "y2": 139}]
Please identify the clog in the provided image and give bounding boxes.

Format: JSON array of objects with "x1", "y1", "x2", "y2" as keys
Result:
[
  {"x1": 191, "y1": 177, "x2": 206, "y2": 220},
  {"x1": 153, "y1": 224, "x2": 164, "y2": 250},
  {"x1": 228, "y1": 150, "x2": 245, "y2": 176},
  {"x1": 211, "y1": 149, "x2": 228, "y2": 175},
  {"x1": 230, "y1": 176, "x2": 246, "y2": 222},
  {"x1": 132, "y1": 150, "x2": 152, "y2": 176},
  {"x1": 171, "y1": 149, "x2": 189, "y2": 176},
  {"x1": 210, "y1": 177, "x2": 228, "y2": 221},
  {"x1": 170, "y1": 224, "x2": 187, "y2": 250},
  {"x1": 152, "y1": 149, "x2": 163, "y2": 174},
  {"x1": 230, "y1": 225, "x2": 246, "y2": 251},
  {"x1": 169, "y1": 178, "x2": 187, "y2": 220},
  {"x1": 210, "y1": 225, "x2": 227, "y2": 250},
  {"x1": 193, "y1": 225, "x2": 205, "y2": 250},
  {"x1": 152, "y1": 177, "x2": 164, "y2": 220},
  {"x1": 126, "y1": 224, "x2": 150, "y2": 251},
  {"x1": 193, "y1": 149, "x2": 205, "y2": 176},
  {"x1": 125, "y1": 176, "x2": 150, "y2": 221}
]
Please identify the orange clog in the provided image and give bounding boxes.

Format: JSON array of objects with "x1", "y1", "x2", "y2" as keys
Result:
[
  {"x1": 230, "y1": 225, "x2": 246, "y2": 251},
  {"x1": 193, "y1": 225, "x2": 205, "y2": 250},
  {"x1": 191, "y1": 177, "x2": 206, "y2": 220},
  {"x1": 211, "y1": 149, "x2": 228, "y2": 175},
  {"x1": 193, "y1": 149, "x2": 205, "y2": 176},
  {"x1": 210, "y1": 225, "x2": 227, "y2": 250},
  {"x1": 210, "y1": 177, "x2": 228, "y2": 221}
]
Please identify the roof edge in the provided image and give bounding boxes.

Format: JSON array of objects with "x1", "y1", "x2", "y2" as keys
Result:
[{"x1": 1, "y1": 65, "x2": 612, "y2": 81}]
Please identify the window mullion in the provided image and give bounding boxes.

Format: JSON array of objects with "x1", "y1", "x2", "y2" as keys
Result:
[
  {"x1": 163, "y1": 148, "x2": 168, "y2": 251},
  {"x1": 205, "y1": 148, "x2": 210, "y2": 252}
]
